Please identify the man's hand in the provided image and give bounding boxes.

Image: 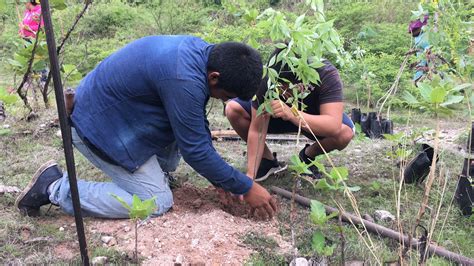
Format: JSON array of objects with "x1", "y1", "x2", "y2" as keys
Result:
[
  {"x1": 216, "y1": 187, "x2": 243, "y2": 206},
  {"x1": 244, "y1": 182, "x2": 278, "y2": 219},
  {"x1": 270, "y1": 100, "x2": 295, "y2": 122}
]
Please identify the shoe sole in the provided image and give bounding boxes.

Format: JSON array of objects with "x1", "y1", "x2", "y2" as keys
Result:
[
  {"x1": 255, "y1": 164, "x2": 288, "y2": 182},
  {"x1": 15, "y1": 160, "x2": 58, "y2": 214}
]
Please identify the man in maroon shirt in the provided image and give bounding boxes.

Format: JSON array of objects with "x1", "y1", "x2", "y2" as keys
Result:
[{"x1": 225, "y1": 49, "x2": 354, "y2": 181}]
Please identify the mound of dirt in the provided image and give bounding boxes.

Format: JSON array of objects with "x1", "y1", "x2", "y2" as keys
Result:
[{"x1": 84, "y1": 184, "x2": 291, "y2": 264}]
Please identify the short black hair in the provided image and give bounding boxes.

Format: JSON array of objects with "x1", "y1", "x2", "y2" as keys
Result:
[{"x1": 208, "y1": 42, "x2": 263, "y2": 101}]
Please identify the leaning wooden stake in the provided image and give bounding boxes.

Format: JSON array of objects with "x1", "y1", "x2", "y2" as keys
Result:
[
  {"x1": 270, "y1": 186, "x2": 474, "y2": 265},
  {"x1": 40, "y1": 0, "x2": 89, "y2": 264}
]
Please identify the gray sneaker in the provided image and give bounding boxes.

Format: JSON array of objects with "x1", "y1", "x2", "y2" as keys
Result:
[{"x1": 16, "y1": 160, "x2": 62, "y2": 217}]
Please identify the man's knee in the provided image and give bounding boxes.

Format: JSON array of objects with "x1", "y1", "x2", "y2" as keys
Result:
[
  {"x1": 151, "y1": 188, "x2": 174, "y2": 216},
  {"x1": 335, "y1": 126, "x2": 354, "y2": 151},
  {"x1": 225, "y1": 100, "x2": 248, "y2": 121}
]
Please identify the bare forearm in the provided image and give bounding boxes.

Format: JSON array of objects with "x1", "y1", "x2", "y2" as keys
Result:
[{"x1": 293, "y1": 112, "x2": 341, "y2": 137}]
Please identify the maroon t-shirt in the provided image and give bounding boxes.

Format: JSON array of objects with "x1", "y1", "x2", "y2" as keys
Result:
[{"x1": 252, "y1": 60, "x2": 343, "y2": 115}]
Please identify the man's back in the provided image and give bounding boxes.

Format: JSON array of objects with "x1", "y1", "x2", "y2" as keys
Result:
[{"x1": 72, "y1": 36, "x2": 214, "y2": 172}]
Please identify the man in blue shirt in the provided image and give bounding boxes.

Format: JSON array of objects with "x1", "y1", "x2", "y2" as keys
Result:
[{"x1": 16, "y1": 35, "x2": 277, "y2": 219}]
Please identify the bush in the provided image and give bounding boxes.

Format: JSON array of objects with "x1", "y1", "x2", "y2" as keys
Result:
[
  {"x1": 342, "y1": 53, "x2": 411, "y2": 108},
  {"x1": 80, "y1": 0, "x2": 140, "y2": 39},
  {"x1": 144, "y1": 0, "x2": 215, "y2": 35},
  {"x1": 327, "y1": 2, "x2": 416, "y2": 47},
  {"x1": 355, "y1": 23, "x2": 410, "y2": 57}
]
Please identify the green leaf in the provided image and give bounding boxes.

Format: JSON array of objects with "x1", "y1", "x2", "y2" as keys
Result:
[
  {"x1": 110, "y1": 194, "x2": 132, "y2": 211},
  {"x1": 311, "y1": 231, "x2": 325, "y2": 253},
  {"x1": 7, "y1": 59, "x2": 24, "y2": 68},
  {"x1": 310, "y1": 200, "x2": 327, "y2": 225},
  {"x1": 256, "y1": 104, "x2": 265, "y2": 116},
  {"x1": 274, "y1": 43, "x2": 287, "y2": 49},
  {"x1": 268, "y1": 55, "x2": 277, "y2": 67},
  {"x1": 441, "y1": 95, "x2": 464, "y2": 107},
  {"x1": 453, "y1": 83, "x2": 472, "y2": 92},
  {"x1": 402, "y1": 91, "x2": 419, "y2": 105},
  {"x1": 0, "y1": 87, "x2": 18, "y2": 105},
  {"x1": 129, "y1": 195, "x2": 157, "y2": 220},
  {"x1": 329, "y1": 167, "x2": 348, "y2": 182},
  {"x1": 313, "y1": 179, "x2": 333, "y2": 191},
  {"x1": 347, "y1": 185, "x2": 361, "y2": 192},
  {"x1": 430, "y1": 87, "x2": 447, "y2": 104},
  {"x1": 418, "y1": 82, "x2": 432, "y2": 102},
  {"x1": 294, "y1": 14, "x2": 305, "y2": 29}
]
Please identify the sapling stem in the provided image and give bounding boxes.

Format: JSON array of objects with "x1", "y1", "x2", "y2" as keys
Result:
[{"x1": 135, "y1": 219, "x2": 138, "y2": 263}]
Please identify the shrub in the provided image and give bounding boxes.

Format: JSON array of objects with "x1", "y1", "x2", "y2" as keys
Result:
[{"x1": 80, "y1": 0, "x2": 140, "y2": 39}]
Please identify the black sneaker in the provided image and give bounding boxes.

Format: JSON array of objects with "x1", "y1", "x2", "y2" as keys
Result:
[
  {"x1": 16, "y1": 160, "x2": 63, "y2": 217},
  {"x1": 255, "y1": 152, "x2": 287, "y2": 182},
  {"x1": 299, "y1": 144, "x2": 322, "y2": 179}
]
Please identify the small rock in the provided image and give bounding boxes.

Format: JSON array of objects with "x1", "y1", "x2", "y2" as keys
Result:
[
  {"x1": 174, "y1": 254, "x2": 184, "y2": 266},
  {"x1": 100, "y1": 236, "x2": 114, "y2": 244},
  {"x1": 191, "y1": 239, "x2": 199, "y2": 248},
  {"x1": 184, "y1": 233, "x2": 189, "y2": 239},
  {"x1": 374, "y1": 210, "x2": 395, "y2": 222},
  {"x1": 40, "y1": 123, "x2": 46, "y2": 128},
  {"x1": 309, "y1": 257, "x2": 328, "y2": 266},
  {"x1": 59, "y1": 227, "x2": 65, "y2": 232},
  {"x1": 70, "y1": 223, "x2": 75, "y2": 227},
  {"x1": 109, "y1": 238, "x2": 117, "y2": 246},
  {"x1": 3, "y1": 124, "x2": 10, "y2": 129},
  {"x1": 123, "y1": 226, "x2": 131, "y2": 232},
  {"x1": 154, "y1": 238, "x2": 159, "y2": 243},
  {"x1": 290, "y1": 257, "x2": 309, "y2": 266},
  {"x1": 55, "y1": 130, "x2": 62, "y2": 138},
  {"x1": 92, "y1": 256, "x2": 108, "y2": 265},
  {"x1": 0, "y1": 185, "x2": 21, "y2": 194}
]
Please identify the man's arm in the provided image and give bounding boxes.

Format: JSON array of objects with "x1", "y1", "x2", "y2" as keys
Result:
[
  {"x1": 271, "y1": 101, "x2": 343, "y2": 138},
  {"x1": 160, "y1": 80, "x2": 251, "y2": 194},
  {"x1": 246, "y1": 106, "x2": 270, "y2": 179},
  {"x1": 160, "y1": 80, "x2": 277, "y2": 217}
]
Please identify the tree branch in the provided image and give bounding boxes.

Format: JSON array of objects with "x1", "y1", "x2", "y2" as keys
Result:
[
  {"x1": 16, "y1": 16, "x2": 43, "y2": 112},
  {"x1": 42, "y1": 0, "x2": 92, "y2": 99}
]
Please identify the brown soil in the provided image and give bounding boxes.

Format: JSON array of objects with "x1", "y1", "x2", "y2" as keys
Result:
[{"x1": 50, "y1": 184, "x2": 291, "y2": 264}]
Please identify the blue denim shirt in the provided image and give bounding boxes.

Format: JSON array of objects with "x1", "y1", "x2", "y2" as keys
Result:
[{"x1": 71, "y1": 36, "x2": 253, "y2": 195}]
